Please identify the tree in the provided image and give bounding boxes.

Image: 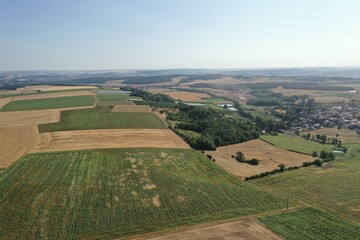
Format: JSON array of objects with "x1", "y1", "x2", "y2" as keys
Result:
[
  {"x1": 314, "y1": 159, "x2": 322, "y2": 167},
  {"x1": 278, "y1": 164, "x2": 286, "y2": 172},
  {"x1": 319, "y1": 151, "x2": 326, "y2": 159},
  {"x1": 235, "y1": 151, "x2": 246, "y2": 162},
  {"x1": 312, "y1": 151, "x2": 318, "y2": 157}
]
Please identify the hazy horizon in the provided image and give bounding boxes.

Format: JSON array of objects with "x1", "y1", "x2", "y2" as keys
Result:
[{"x1": 1, "y1": 0, "x2": 360, "y2": 70}]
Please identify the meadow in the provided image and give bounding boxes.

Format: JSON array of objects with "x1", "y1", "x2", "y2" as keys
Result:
[
  {"x1": 261, "y1": 134, "x2": 334, "y2": 155},
  {"x1": 0, "y1": 148, "x2": 285, "y2": 239},
  {"x1": 1, "y1": 95, "x2": 95, "y2": 111},
  {"x1": 38, "y1": 107, "x2": 166, "y2": 132},
  {"x1": 259, "y1": 208, "x2": 360, "y2": 240},
  {"x1": 253, "y1": 144, "x2": 360, "y2": 223}
]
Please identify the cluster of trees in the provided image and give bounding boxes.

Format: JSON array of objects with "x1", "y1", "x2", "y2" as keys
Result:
[
  {"x1": 245, "y1": 164, "x2": 299, "y2": 181},
  {"x1": 168, "y1": 105, "x2": 260, "y2": 150},
  {"x1": 300, "y1": 132, "x2": 342, "y2": 146},
  {"x1": 121, "y1": 87, "x2": 174, "y2": 103},
  {"x1": 233, "y1": 151, "x2": 259, "y2": 165}
]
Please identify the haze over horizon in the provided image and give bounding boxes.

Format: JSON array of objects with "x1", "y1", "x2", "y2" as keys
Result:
[{"x1": 1, "y1": 0, "x2": 360, "y2": 71}]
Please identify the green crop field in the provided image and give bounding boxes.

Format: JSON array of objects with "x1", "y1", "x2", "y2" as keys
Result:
[
  {"x1": 0, "y1": 148, "x2": 284, "y2": 239},
  {"x1": 1, "y1": 95, "x2": 95, "y2": 111},
  {"x1": 259, "y1": 208, "x2": 360, "y2": 240},
  {"x1": 253, "y1": 144, "x2": 360, "y2": 223},
  {"x1": 38, "y1": 107, "x2": 166, "y2": 132},
  {"x1": 261, "y1": 134, "x2": 334, "y2": 155},
  {"x1": 97, "y1": 94, "x2": 130, "y2": 101}
]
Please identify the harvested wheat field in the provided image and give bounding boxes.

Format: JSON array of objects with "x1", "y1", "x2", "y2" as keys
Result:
[
  {"x1": 112, "y1": 105, "x2": 150, "y2": 112},
  {"x1": 0, "y1": 98, "x2": 11, "y2": 109},
  {"x1": 0, "y1": 106, "x2": 94, "y2": 167},
  {"x1": 0, "y1": 106, "x2": 94, "y2": 127},
  {"x1": 144, "y1": 218, "x2": 282, "y2": 240},
  {"x1": 206, "y1": 139, "x2": 315, "y2": 178},
  {"x1": 0, "y1": 125, "x2": 40, "y2": 168},
  {"x1": 31, "y1": 129, "x2": 190, "y2": 153},
  {"x1": 23, "y1": 85, "x2": 98, "y2": 92},
  {"x1": 163, "y1": 91, "x2": 210, "y2": 102},
  {"x1": 11, "y1": 90, "x2": 95, "y2": 101}
]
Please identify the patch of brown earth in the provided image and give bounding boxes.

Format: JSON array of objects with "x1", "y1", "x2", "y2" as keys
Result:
[
  {"x1": 31, "y1": 129, "x2": 190, "y2": 153},
  {"x1": 206, "y1": 139, "x2": 315, "y2": 179}
]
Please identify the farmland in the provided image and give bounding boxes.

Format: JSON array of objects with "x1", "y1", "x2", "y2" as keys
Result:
[
  {"x1": 307, "y1": 127, "x2": 360, "y2": 144},
  {"x1": 163, "y1": 91, "x2": 210, "y2": 102},
  {"x1": 32, "y1": 129, "x2": 189, "y2": 152},
  {"x1": 111, "y1": 105, "x2": 150, "y2": 112},
  {"x1": 259, "y1": 208, "x2": 360, "y2": 240},
  {"x1": 21, "y1": 85, "x2": 98, "y2": 92},
  {"x1": 147, "y1": 218, "x2": 283, "y2": 240},
  {"x1": 0, "y1": 148, "x2": 284, "y2": 239},
  {"x1": 253, "y1": 143, "x2": 360, "y2": 223},
  {"x1": 1, "y1": 95, "x2": 95, "y2": 111},
  {"x1": 38, "y1": 107, "x2": 166, "y2": 132},
  {"x1": 206, "y1": 139, "x2": 316, "y2": 178},
  {"x1": 261, "y1": 134, "x2": 334, "y2": 155}
]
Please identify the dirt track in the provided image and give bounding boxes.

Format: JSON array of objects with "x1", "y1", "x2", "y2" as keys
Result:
[
  {"x1": 31, "y1": 129, "x2": 190, "y2": 153},
  {"x1": 144, "y1": 218, "x2": 282, "y2": 240},
  {"x1": 207, "y1": 139, "x2": 315, "y2": 178}
]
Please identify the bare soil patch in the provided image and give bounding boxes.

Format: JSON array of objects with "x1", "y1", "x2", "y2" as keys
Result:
[
  {"x1": 144, "y1": 218, "x2": 282, "y2": 240},
  {"x1": 206, "y1": 139, "x2": 315, "y2": 179},
  {"x1": 112, "y1": 105, "x2": 150, "y2": 113},
  {"x1": 31, "y1": 129, "x2": 190, "y2": 153},
  {"x1": 163, "y1": 91, "x2": 210, "y2": 102}
]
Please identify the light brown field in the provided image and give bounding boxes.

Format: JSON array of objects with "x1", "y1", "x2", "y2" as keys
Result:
[
  {"x1": 112, "y1": 105, "x2": 150, "y2": 112},
  {"x1": 31, "y1": 129, "x2": 190, "y2": 153},
  {"x1": 10, "y1": 90, "x2": 95, "y2": 101},
  {"x1": 206, "y1": 139, "x2": 315, "y2": 178},
  {"x1": 181, "y1": 76, "x2": 240, "y2": 86},
  {"x1": 105, "y1": 76, "x2": 184, "y2": 87},
  {"x1": 0, "y1": 125, "x2": 40, "y2": 168},
  {"x1": 308, "y1": 128, "x2": 360, "y2": 144},
  {"x1": 143, "y1": 218, "x2": 282, "y2": 240},
  {"x1": 0, "y1": 106, "x2": 94, "y2": 167},
  {"x1": 0, "y1": 106, "x2": 94, "y2": 127},
  {"x1": 163, "y1": 91, "x2": 210, "y2": 102},
  {"x1": 21, "y1": 85, "x2": 98, "y2": 92},
  {"x1": 273, "y1": 87, "x2": 355, "y2": 103},
  {"x1": 0, "y1": 98, "x2": 11, "y2": 109}
]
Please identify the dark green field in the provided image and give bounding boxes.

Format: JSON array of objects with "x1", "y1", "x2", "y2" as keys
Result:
[
  {"x1": 259, "y1": 208, "x2": 360, "y2": 240},
  {"x1": 0, "y1": 148, "x2": 284, "y2": 239},
  {"x1": 1, "y1": 95, "x2": 95, "y2": 111},
  {"x1": 38, "y1": 107, "x2": 166, "y2": 132}
]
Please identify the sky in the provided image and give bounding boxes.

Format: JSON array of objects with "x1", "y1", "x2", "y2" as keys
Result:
[{"x1": 1, "y1": 0, "x2": 360, "y2": 70}]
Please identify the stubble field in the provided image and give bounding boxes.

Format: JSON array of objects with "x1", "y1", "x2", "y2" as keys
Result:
[
  {"x1": 206, "y1": 139, "x2": 315, "y2": 178},
  {"x1": 31, "y1": 129, "x2": 189, "y2": 152}
]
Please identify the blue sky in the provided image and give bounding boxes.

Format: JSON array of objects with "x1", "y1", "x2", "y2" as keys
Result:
[{"x1": 1, "y1": 0, "x2": 360, "y2": 70}]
